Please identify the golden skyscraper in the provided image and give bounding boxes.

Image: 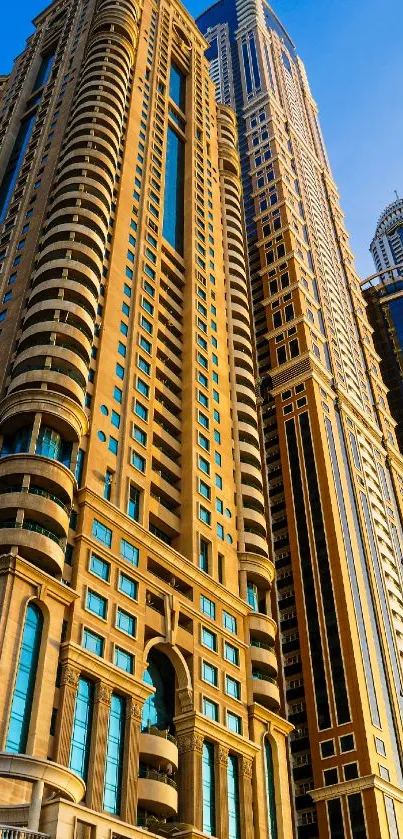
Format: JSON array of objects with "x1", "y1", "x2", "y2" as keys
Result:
[
  {"x1": 0, "y1": 1, "x2": 292, "y2": 838},
  {"x1": 196, "y1": 0, "x2": 403, "y2": 837}
]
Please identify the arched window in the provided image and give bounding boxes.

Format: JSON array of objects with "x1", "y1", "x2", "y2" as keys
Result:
[
  {"x1": 265, "y1": 739, "x2": 278, "y2": 838},
  {"x1": 141, "y1": 649, "x2": 175, "y2": 732},
  {"x1": 69, "y1": 677, "x2": 94, "y2": 781},
  {"x1": 6, "y1": 602, "x2": 43, "y2": 753},
  {"x1": 202, "y1": 741, "x2": 216, "y2": 835}
]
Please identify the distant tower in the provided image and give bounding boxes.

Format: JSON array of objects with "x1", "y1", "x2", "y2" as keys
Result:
[{"x1": 363, "y1": 196, "x2": 403, "y2": 450}]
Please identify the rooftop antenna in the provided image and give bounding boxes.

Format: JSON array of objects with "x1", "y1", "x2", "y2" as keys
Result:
[{"x1": 394, "y1": 189, "x2": 400, "y2": 200}]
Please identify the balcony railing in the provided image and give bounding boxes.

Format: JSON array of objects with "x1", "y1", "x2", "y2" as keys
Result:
[
  {"x1": 0, "y1": 827, "x2": 49, "y2": 839},
  {"x1": 0, "y1": 520, "x2": 64, "y2": 547},
  {"x1": 138, "y1": 765, "x2": 177, "y2": 788},
  {"x1": 0, "y1": 485, "x2": 71, "y2": 515}
]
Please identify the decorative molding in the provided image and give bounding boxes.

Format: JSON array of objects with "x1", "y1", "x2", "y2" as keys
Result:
[
  {"x1": 128, "y1": 700, "x2": 142, "y2": 722},
  {"x1": 61, "y1": 664, "x2": 80, "y2": 689},
  {"x1": 217, "y1": 745, "x2": 229, "y2": 766},
  {"x1": 240, "y1": 757, "x2": 253, "y2": 779},
  {"x1": 97, "y1": 683, "x2": 112, "y2": 706},
  {"x1": 177, "y1": 733, "x2": 204, "y2": 755}
]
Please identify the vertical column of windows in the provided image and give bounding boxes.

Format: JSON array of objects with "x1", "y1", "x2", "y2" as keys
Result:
[
  {"x1": 6, "y1": 603, "x2": 43, "y2": 753},
  {"x1": 69, "y1": 677, "x2": 94, "y2": 782},
  {"x1": 227, "y1": 754, "x2": 241, "y2": 839},
  {"x1": 103, "y1": 694, "x2": 126, "y2": 814},
  {"x1": 202, "y1": 741, "x2": 216, "y2": 836}
]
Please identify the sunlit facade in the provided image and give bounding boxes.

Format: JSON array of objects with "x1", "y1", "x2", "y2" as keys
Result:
[
  {"x1": 197, "y1": 0, "x2": 403, "y2": 836},
  {"x1": 0, "y1": 0, "x2": 293, "y2": 838}
]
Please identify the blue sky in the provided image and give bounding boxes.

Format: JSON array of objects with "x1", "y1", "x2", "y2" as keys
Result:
[{"x1": 1, "y1": 0, "x2": 402, "y2": 278}]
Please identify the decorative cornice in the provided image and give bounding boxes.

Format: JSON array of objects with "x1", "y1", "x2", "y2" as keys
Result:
[{"x1": 310, "y1": 774, "x2": 403, "y2": 804}]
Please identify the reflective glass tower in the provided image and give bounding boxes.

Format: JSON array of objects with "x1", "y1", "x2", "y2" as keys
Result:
[{"x1": 197, "y1": 1, "x2": 403, "y2": 837}]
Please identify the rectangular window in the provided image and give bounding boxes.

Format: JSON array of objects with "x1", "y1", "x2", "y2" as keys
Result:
[
  {"x1": 223, "y1": 612, "x2": 237, "y2": 634},
  {"x1": 201, "y1": 595, "x2": 216, "y2": 620},
  {"x1": 134, "y1": 400, "x2": 148, "y2": 421},
  {"x1": 203, "y1": 661, "x2": 218, "y2": 686},
  {"x1": 133, "y1": 425, "x2": 147, "y2": 445},
  {"x1": 226, "y1": 676, "x2": 241, "y2": 700},
  {"x1": 116, "y1": 607, "x2": 136, "y2": 637},
  {"x1": 83, "y1": 628, "x2": 104, "y2": 657},
  {"x1": 89, "y1": 554, "x2": 110, "y2": 582},
  {"x1": 128, "y1": 486, "x2": 140, "y2": 520},
  {"x1": 200, "y1": 537, "x2": 209, "y2": 571},
  {"x1": 224, "y1": 642, "x2": 239, "y2": 666},
  {"x1": 120, "y1": 538, "x2": 139, "y2": 566},
  {"x1": 162, "y1": 126, "x2": 185, "y2": 255},
  {"x1": 119, "y1": 572, "x2": 138, "y2": 601},
  {"x1": 86, "y1": 589, "x2": 107, "y2": 619},
  {"x1": 132, "y1": 451, "x2": 146, "y2": 473},
  {"x1": 92, "y1": 519, "x2": 112, "y2": 548},
  {"x1": 103, "y1": 694, "x2": 125, "y2": 815},
  {"x1": 199, "y1": 505, "x2": 211, "y2": 525},
  {"x1": 169, "y1": 63, "x2": 186, "y2": 111},
  {"x1": 227, "y1": 711, "x2": 242, "y2": 734},
  {"x1": 228, "y1": 755, "x2": 241, "y2": 839},
  {"x1": 114, "y1": 646, "x2": 134, "y2": 674},
  {"x1": 69, "y1": 678, "x2": 93, "y2": 780},
  {"x1": 202, "y1": 626, "x2": 217, "y2": 652},
  {"x1": 203, "y1": 697, "x2": 218, "y2": 721}
]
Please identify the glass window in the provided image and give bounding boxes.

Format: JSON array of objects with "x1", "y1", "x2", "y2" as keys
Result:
[
  {"x1": 223, "y1": 612, "x2": 237, "y2": 634},
  {"x1": 117, "y1": 607, "x2": 136, "y2": 637},
  {"x1": 114, "y1": 646, "x2": 134, "y2": 674},
  {"x1": 201, "y1": 595, "x2": 216, "y2": 620},
  {"x1": 227, "y1": 711, "x2": 242, "y2": 734},
  {"x1": 202, "y1": 742, "x2": 216, "y2": 836},
  {"x1": 6, "y1": 603, "x2": 43, "y2": 753},
  {"x1": 119, "y1": 572, "x2": 138, "y2": 601},
  {"x1": 113, "y1": 386, "x2": 122, "y2": 403},
  {"x1": 83, "y1": 628, "x2": 104, "y2": 657},
  {"x1": 86, "y1": 589, "x2": 107, "y2": 619},
  {"x1": 224, "y1": 643, "x2": 239, "y2": 666},
  {"x1": 203, "y1": 697, "x2": 218, "y2": 721},
  {"x1": 90, "y1": 554, "x2": 110, "y2": 582},
  {"x1": 162, "y1": 126, "x2": 185, "y2": 255},
  {"x1": 132, "y1": 451, "x2": 146, "y2": 472},
  {"x1": 108, "y1": 436, "x2": 118, "y2": 455},
  {"x1": 69, "y1": 678, "x2": 94, "y2": 781},
  {"x1": 200, "y1": 505, "x2": 211, "y2": 525},
  {"x1": 199, "y1": 456, "x2": 210, "y2": 475},
  {"x1": 134, "y1": 400, "x2": 148, "y2": 420},
  {"x1": 128, "y1": 485, "x2": 140, "y2": 520},
  {"x1": 133, "y1": 425, "x2": 147, "y2": 445},
  {"x1": 203, "y1": 661, "x2": 218, "y2": 686},
  {"x1": 228, "y1": 755, "x2": 241, "y2": 839},
  {"x1": 202, "y1": 627, "x2": 217, "y2": 652},
  {"x1": 265, "y1": 739, "x2": 278, "y2": 839},
  {"x1": 103, "y1": 694, "x2": 125, "y2": 814},
  {"x1": 200, "y1": 537, "x2": 209, "y2": 571},
  {"x1": 92, "y1": 519, "x2": 112, "y2": 548},
  {"x1": 120, "y1": 538, "x2": 139, "y2": 566},
  {"x1": 169, "y1": 63, "x2": 186, "y2": 111},
  {"x1": 226, "y1": 676, "x2": 241, "y2": 700}
]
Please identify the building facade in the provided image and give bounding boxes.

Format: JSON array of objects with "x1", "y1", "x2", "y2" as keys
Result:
[
  {"x1": 363, "y1": 199, "x2": 403, "y2": 451},
  {"x1": 197, "y1": 1, "x2": 403, "y2": 837},
  {"x1": 0, "y1": 1, "x2": 293, "y2": 838}
]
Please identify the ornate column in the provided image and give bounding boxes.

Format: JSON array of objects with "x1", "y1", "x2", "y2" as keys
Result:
[
  {"x1": 215, "y1": 745, "x2": 229, "y2": 839},
  {"x1": 85, "y1": 682, "x2": 111, "y2": 810},
  {"x1": 121, "y1": 697, "x2": 142, "y2": 824},
  {"x1": 54, "y1": 663, "x2": 80, "y2": 765},
  {"x1": 177, "y1": 732, "x2": 204, "y2": 828},
  {"x1": 240, "y1": 756, "x2": 254, "y2": 839}
]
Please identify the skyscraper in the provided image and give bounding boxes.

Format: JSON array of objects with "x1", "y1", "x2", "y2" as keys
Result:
[
  {"x1": 0, "y1": 0, "x2": 294, "y2": 838},
  {"x1": 197, "y1": 1, "x2": 403, "y2": 836},
  {"x1": 363, "y1": 198, "x2": 403, "y2": 450}
]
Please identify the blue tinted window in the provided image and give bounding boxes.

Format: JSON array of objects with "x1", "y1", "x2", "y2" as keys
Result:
[
  {"x1": 201, "y1": 595, "x2": 215, "y2": 619},
  {"x1": 119, "y1": 572, "x2": 138, "y2": 601},
  {"x1": 120, "y1": 538, "x2": 139, "y2": 566},
  {"x1": 203, "y1": 697, "x2": 218, "y2": 721},
  {"x1": 202, "y1": 742, "x2": 216, "y2": 835},
  {"x1": 114, "y1": 646, "x2": 134, "y2": 673},
  {"x1": 6, "y1": 603, "x2": 43, "y2": 752},
  {"x1": 0, "y1": 113, "x2": 36, "y2": 223},
  {"x1": 249, "y1": 35, "x2": 261, "y2": 88},
  {"x1": 242, "y1": 43, "x2": 253, "y2": 94},
  {"x1": 169, "y1": 64, "x2": 186, "y2": 111},
  {"x1": 83, "y1": 628, "x2": 104, "y2": 656},
  {"x1": 117, "y1": 607, "x2": 136, "y2": 637},
  {"x1": 90, "y1": 554, "x2": 110, "y2": 582},
  {"x1": 227, "y1": 712, "x2": 241, "y2": 734},
  {"x1": 92, "y1": 518, "x2": 112, "y2": 547},
  {"x1": 103, "y1": 694, "x2": 125, "y2": 814},
  {"x1": 162, "y1": 127, "x2": 184, "y2": 255},
  {"x1": 228, "y1": 755, "x2": 241, "y2": 839},
  {"x1": 86, "y1": 589, "x2": 107, "y2": 619},
  {"x1": 265, "y1": 740, "x2": 278, "y2": 838},
  {"x1": 202, "y1": 627, "x2": 217, "y2": 651},
  {"x1": 69, "y1": 678, "x2": 94, "y2": 780}
]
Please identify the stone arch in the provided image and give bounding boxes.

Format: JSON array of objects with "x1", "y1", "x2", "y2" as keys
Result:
[{"x1": 143, "y1": 636, "x2": 193, "y2": 713}]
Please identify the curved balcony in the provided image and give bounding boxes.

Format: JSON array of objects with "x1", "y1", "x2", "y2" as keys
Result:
[
  {"x1": 0, "y1": 391, "x2": 87, "y2": 442},
  {"x1": 0, "y1": 753, "x2": 84, "y2": 802},
  {"x1": 0, "y1": 488, "x2": 69, "y2": 533},
  {"x1": 249, "y1": 673, "x2": 280, "y2": 712},
  {"x1": 239, "y1": 553, "x2": 275, "y2": 587},
  {"x1": 250, "y1": 642, "x2": 278, "y2": 677},
  {"x1": 137, "y1": 769, "x2": 178, "y2": 819},
  {"x1": 139, "y1": 730, "x2": 178, "y2": 772},
  {"x1": 248, "y1": 612, "x2": 277, "y2": 645},
  {"x1": 0, "y1": 454, "x2": 75, "y2": 500},
  {"x1": 0, "y1": 520, "x2": 65, "y2": 575}
]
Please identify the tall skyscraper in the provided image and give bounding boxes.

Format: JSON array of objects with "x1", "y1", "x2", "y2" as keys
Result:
[
  {"x1": 363, "y1": 198, "x2": 403, "y2": 450},
  {"x1": 197, "y1": 1, "x2": 403, "y2": 837},
  {"x1": 0, "y1": 0, "x2": 294, "y2": 838}
]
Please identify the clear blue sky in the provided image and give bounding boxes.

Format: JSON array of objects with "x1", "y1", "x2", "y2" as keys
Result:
[{"x1": 1, "y1": 0, "x2": 402, "y2": 279}]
